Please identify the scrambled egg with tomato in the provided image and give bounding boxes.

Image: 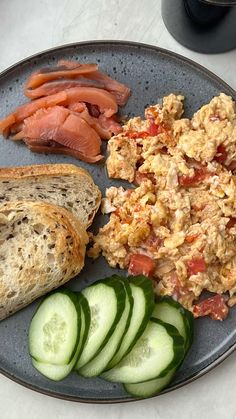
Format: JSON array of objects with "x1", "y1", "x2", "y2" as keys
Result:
[{"x1": 89, "y1": 93, "x2": 236, "y2": 320}]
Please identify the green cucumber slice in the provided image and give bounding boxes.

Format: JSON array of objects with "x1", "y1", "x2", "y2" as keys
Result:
[
  {"x1": 75, "y1": 292, "x2": 91, "y2": 363},
  {"x1": 29, "y1": 290, "x2": 80, "y2": 366},
  {"x1": 78, "y1": 280, "x2": 133, "y2": 377},
  {"x1": 102, "y1": 318, "x2": 184, "y2": 384},
  {"x1": 31, "y1": 303, "x2": 81, "y2": 381},
  {"x1": 76, "y1": 278, "x2": 126, "y2": 369},
  {"x1": 124, "y1": 297, "x2": 193, "y2": 398},
  {"x1": 107, "y1": 275, "x2": 154, "y2": 369},
  {"x1": 113, "y1": 279, "x2": 134, "y2": 355},
  {"x1": 31, "y1": 292, "x2": 90, "y2": 381},
  {"x1": 32, "y1": 355, "x2": 75, "y2": 381},
  {"x1": 124, "y1": 369, "x2": 175, "y2": 398},
  {"x1": 153, "y1": 296, "x2": 194, "y2": 353}
]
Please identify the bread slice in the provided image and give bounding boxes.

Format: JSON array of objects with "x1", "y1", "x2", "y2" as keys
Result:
[
  {"x1": 0, "y1": 201, "x2": 88, "y2": 320},
  {"x1": 0, "y1": 164, "x2": 101, "y2": 228}
]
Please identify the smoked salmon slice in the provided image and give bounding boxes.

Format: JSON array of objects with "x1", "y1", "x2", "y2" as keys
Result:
[
  {"x1": 25, "y1": 63, "x2": 98, "y2": 89},
  {"x1": 0, "y1": 59, "x2": 131, "y2": 164},
  {"x1": 78, "y1": 108, "x2": 111, "y2": 140},
  {"x1": 85, "y1": 71, "x2": 130, "y2": 106},
  {"x1": 0, "y1": 87, "x2": 117, "y2": 134},
  {"x1": 58, "y1": 60, "x2": 130, "y2": 106},
  {"x1": 68, "y1": 104, "x2": 121, "y2": 139},
  {"x1": 0, "y1": 114, "x2": 16, "y2": 136},
  {"x1": 24, "y1": 78, "x2": 105, "y2": 99},
  {"x1": 64, "y1": 87, "x2": 118, "y2": 117},
  {"x1": 0, "y1": 91, "x2": 67, "y2": 134},
  {"x1": 57, "y1": 60, "x2": 84, "y2": 69},
  {"x1": 12, "y1": 106, "x2": 102, "y2": 161},
  {"x1": 12, "y1": 106, "x2": 69, "y2": 140},
  {"x1": 26, "y1": 142, "x2": 103, "y2": 163},
  {"x1": 56, "y1": 113, "x2": 101, "y2": 155},
  {"x1": 67, "y1": 102, "x2": 87, "y2": 113},
  {"x1": 98, "y1": 114, "x2": 122, "y2": 136}
]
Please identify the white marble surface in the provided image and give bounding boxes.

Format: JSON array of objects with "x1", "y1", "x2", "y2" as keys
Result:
[{"x1": 0, "y1": 0, "x2": 236, "y2": 418}]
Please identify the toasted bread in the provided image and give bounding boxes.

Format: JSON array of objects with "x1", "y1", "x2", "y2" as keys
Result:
[
  {"x1": 0, "y1": 164, "x2": 101, "y2": 228},
  {"x1": 0, "y1": 201, "x2": 88, "y2": 320}
]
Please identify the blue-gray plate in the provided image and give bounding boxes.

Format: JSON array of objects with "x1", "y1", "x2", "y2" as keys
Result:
[{"x1": 0, "y1": 41, "x2": 235, "y2": 403}]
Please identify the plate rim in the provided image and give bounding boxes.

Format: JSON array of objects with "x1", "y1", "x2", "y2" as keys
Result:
[
  {"x1": 0, "y1": 39, "x2": 235, "y2": 403},
  {"x1": 1, "y1": 341, "x2": 235, "y2": 404},
  {"x1": 0, "y1": 40, "x2": 235, "y2": 98}
]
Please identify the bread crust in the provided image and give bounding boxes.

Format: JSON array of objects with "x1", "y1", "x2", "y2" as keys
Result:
[
  {"x1": 0, "y1": 163, "x2": 101, "y2": 228},
  {"x1": 0, "y1": 163, "x2": 93, "y2": 179},
  {"x1": 0, "y1": 201, "x2": 88, "y2": 321}
]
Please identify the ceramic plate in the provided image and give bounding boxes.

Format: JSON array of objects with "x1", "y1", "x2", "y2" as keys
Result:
[{"x1": 0, "y1": 41, "x2": 235, "y2": 403}]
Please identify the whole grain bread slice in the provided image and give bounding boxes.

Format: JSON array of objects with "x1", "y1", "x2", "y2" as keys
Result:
[
  {"x1": 0, "y1": 200, "x2": 88, "y2": 320},
  {"x1": 0, "y1": 164, "x2": 101, "y2": 228}
]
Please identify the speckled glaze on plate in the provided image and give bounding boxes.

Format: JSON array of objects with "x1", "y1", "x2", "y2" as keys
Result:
[{"x1": 0, "y1": 41, "x2": 235, "y2": 403}]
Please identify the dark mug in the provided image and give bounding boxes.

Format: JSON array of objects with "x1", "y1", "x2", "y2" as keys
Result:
[
  {"x1": 162, "y1": 0, "x2": 236, "y2": 53},
  {"x1": 201, "y1": 0, "x2": 236, "y2": 5}
]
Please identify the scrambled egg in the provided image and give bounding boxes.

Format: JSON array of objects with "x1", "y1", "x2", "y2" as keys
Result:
[{"x1": 89, "y1": 93, "x2": 236, "y2": 316}]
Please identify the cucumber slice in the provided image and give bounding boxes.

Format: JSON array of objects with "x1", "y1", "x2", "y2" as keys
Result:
[
  {"x1": 32, "y1": 355, "x2": 76, "y2": 381},
  {"x1": 31, "y1": 293, "x2": 90, "y2": 381},
  {"x1": 31, "y1": 302, "x2": 82, "y2": 381},
  {"x1": 76, "y1": 278, "x2": 126, "y2": 369},
  {"x1": 124, "y1": 369, "x2": 175, "y2": 398},
  {"x1": 29, "y1": 290, "x2": 80, "y2": 365},
  {"x1": 76, "y1": 292, "x2": 91, "y2": 363},
  {"x1": 153, "y1": 297, "x2": 194, "y2": 353},
  {"x1": 113, "y1": 279, "x2": 134, "y2": 355},
  {"x1": 107, "y1": 275, "x2": 154, "y2": 369},
  {"x1": 78, "y1": 280, "x2": 133, "y2": 377},
  {"x1": 123, "y1": 297, "x2": 193, "y2": 398},
  {"x1": 102, "y1": 318, "x2": 184, "y2": 384}
]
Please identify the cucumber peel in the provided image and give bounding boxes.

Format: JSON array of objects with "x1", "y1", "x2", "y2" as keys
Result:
[
  {"x1": 107, "y1": 275, "x2": 155, "y2": 369},
  {"x1": 102, "y1": 319, "x2": 184, "y2": 384},
  {"x1": 29, "y1": 290, "x2": 81, "y2": 366},
  {"x1": 78, "y1": 280, "x2": 133, "y2": 377},
  {"x1": 124, "y1": 369, "x2": 175, "y2": 398},
  {"x1": 76, "y1": 278, "x2": 126, "y2": 369}
]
